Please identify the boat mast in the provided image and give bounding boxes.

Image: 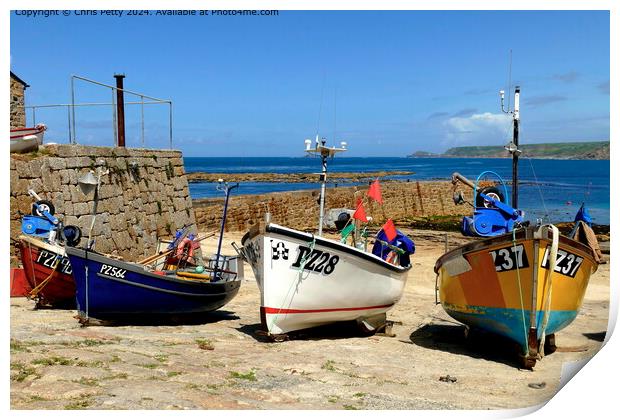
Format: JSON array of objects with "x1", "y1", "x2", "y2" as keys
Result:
[
  {"x1": 512, "y1": 87, "x2": 520, "y2": 208},
  {"x1": 305, "y1": 135, "x2": 347, "y2": 236},
  {"x1": 318, "y1": 137, "x2": 328, "y2": 236},
  {"x1": 501, "y1": 86, "x2": 521, "y2": 208}
]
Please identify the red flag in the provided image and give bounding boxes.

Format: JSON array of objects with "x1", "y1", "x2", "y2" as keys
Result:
[
  {"x1": 352, "y1": 198, "x2": 367, "y2": 222},
  {"x1": 367, "y1": 179, "x2": 383, "y2": 204},
  {"x1": 382, "y1": 218, "x2": 397, "y2": 242}
]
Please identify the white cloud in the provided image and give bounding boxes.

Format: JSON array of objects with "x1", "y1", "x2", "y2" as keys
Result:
[{"x1": 442, "y1": 112, "x2": 511, "y2": 147}]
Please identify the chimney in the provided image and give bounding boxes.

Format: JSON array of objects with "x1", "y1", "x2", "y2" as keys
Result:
[{"x1": 114, "y1": 74, "x2": 126, "y2": 147}]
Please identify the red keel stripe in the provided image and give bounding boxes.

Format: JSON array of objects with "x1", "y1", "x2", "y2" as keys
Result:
[{"x1": 263, "y1": 303, "x2": 393, "y2": 314}]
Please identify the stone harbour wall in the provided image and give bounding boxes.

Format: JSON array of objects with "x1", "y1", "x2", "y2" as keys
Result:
[
  {"x1": 10, "y1": 75, "x2": 27, "y2": 129},
  {"x1": 10, "y1": 145, "x2": 197, "y2": 265},
  {"x1": 193, "y1": 180, "x2": 465, "y2": 233}
]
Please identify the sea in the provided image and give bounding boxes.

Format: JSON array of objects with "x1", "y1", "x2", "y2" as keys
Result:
[{"x1": 184, "y1": 157, "x2": 610, "y2": 225}]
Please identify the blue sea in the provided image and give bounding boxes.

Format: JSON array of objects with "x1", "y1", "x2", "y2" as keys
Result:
[{"x1": 184, "y1": 157, "x2": 610, "y2": 225}]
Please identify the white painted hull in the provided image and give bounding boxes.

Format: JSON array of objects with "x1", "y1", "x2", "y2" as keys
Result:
[
  {"x1": 241, "y1": 223, "x2": 411, "y2": 335},
  {"x1": 10, "y1": 126, "x2": 46, "y2": 153}
]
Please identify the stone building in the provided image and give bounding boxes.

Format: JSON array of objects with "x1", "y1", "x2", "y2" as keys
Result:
[{"x1": 10, "y1": 71, "x2": 29, "y2": 129}]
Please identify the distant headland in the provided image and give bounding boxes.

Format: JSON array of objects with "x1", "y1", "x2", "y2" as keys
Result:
[{"x1": 409, "y1": 141, "x2": 610, "y2": 160}]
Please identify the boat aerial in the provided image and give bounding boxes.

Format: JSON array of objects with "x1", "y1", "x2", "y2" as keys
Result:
[
  {"x1": 434, "y1": 86, "x2": 601, "y2": 368},
  {"x1": 237, "y1": 136, "x2": 415, "y2": 340},
  {"x1": 10, "y1": 124, "x2": 46, "y2": 153},
  {"x1": 65, "y1": 179, "x2": 244, "y2": 324}
]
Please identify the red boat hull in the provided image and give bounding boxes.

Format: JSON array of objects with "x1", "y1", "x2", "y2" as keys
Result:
[{"x1": 18, "y1": 238, "x2": 75, "y2": 307}]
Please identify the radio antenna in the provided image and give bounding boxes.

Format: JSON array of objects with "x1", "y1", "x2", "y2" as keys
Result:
[
  {"x1": 507, "y1": 49, "x2": 513, "y2": 111},
  {"x1": 316, "y1": 71, "x2": 327, "y2": 137}
]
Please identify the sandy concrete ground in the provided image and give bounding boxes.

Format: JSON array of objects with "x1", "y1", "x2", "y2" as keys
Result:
[{"x1": 10, "y1": 229, "x2": 609, "y2": 410}]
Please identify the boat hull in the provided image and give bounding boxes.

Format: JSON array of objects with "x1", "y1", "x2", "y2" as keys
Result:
[
  {"x1": 65, "y1": 247, "x2": 242, "y2": 321},
  {"x1": 18, "y1": 236, "x2": 75, "y2": 307},
  {"x1": 241, "y1": 223, "x2": 411, "y2": 335},
  {"x1": 435, "y1": 225, "x2": 598, "y2": 354},
  {"x1": 10, "y1": 126, "x2": 45, "y2": 153}
]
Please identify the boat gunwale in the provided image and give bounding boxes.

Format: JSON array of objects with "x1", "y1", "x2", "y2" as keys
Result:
[
  {"x1": 95, "y1": 272, "x2": 238, "y2": 297},
  {"x1": 65, "y1": 246, "x2": 242, "y2": 287},
  {"x1": 19, "y1": 235, "x2": 66, "y2": 255},
  {"x1": 434, "y1": 225, "x2": 598, "y2": 273},
  {"x1": 244, "y1": 223, "x2": 411, "y2": 274}
]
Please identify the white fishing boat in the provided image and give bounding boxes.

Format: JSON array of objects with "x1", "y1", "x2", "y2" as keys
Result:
[
  {"x1": 10, "y1": 124, "x2": 46, "y2": 153},
  {"x1": 238, "y1": 137, "x2": 415, "y2": 339}
]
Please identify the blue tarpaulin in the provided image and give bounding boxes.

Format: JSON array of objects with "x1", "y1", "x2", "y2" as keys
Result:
[
  {"x1": 371, "y1": 229, "x2": 415, "y2": 267},
  {"x1": 574, "y1": 203, "x2": 593, "y2": 226}
]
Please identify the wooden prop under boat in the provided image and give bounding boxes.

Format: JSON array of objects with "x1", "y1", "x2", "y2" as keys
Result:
[{"x1": 65, "y1": 246, "x2": 243, "y2": 324}]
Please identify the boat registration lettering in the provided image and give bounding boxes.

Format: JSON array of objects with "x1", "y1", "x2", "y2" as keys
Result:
[
  {"x1": 291, "y1": 246, "x2": 339, "y2": 275},
  {"x1": 489, "y1": 244, "x2": 529, "y2": 272},
  {"x1": 541, "y1": 247, "x2": 584, "y2": 278},
  {"x1": 36, "y1": 249, "x2": 72, "y2": 275},
  {"x1": 99, "y1": 264, "x2": 127, "y2": 279}
]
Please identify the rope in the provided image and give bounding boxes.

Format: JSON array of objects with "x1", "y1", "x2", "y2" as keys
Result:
[
  {"x1": 526, "y1": 157, "x2": 550, "y2": 223},
  {"x1": 26, "y1": 241, "x2": 37, "y2": 291},
  {"x1": 28, "y1": 254, "x2": 61, "y2": 299},
  {"x1": 267, "y1": 235, "x2": 317, "y2": 334},
  {"x1": 512, "y1": 229, "x2": 530, "y2": 356},
  {"x1": 538, "y1": 224, "x2": 559, "y2": 355}
]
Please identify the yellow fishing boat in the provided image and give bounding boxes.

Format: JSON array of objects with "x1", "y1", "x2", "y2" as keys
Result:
[
  {"x1": 435, "y1": 224, "x2": 599, "y2": 367},
  {"x1": 434, "y1": 86, "x2": 602, "y2": 367}
]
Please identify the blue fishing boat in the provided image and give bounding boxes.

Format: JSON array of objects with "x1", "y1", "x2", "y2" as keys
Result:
[
  {"x1": 65, "y1": 179, "x2": 243, "y2": 324},
  {"x1": 65, "y1": 247, "x2": 242, "y2": 323}
]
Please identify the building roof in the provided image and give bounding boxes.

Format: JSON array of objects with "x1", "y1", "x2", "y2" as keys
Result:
[{"x1": 10, "y1": 71, "x2": 30, "y2": 88}]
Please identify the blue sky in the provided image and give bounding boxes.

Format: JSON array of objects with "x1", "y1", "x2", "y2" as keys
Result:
[{"x1": 10, "y1": 10, "x2": 610, "y2": 156}]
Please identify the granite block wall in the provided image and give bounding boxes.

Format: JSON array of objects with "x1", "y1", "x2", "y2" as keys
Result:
[
  {"x1": 10, "y1": 145, "x2": 197, "y2": 265},
  {"x1": 193, "y1": 180, "x2": 465, "y2": 233}
]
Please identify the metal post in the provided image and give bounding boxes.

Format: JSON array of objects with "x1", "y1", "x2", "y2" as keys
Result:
[
  {"x1": 169, "y1": 101, "x2": 173, "y2": 149},
  {"x1": 318, "y1": 153, "x2": 327, "y2": 236},
  {"x1": 71, "y1": 76, "x2": 76, "y2": 144},
  {"x1": 141, "y1": 95, "x2": 145, "y2": 147},
  {"x1": 67, "y1": 106, "x2": 72, "y2": 144},
  {"x1": 114, "y1": 74, "x2": 126, "y2": 148},
  {"x1": 214, "y1": 183, "x2": 239, "y2": 279},
  {"x1": 512, "y1": 86, "x2": 520, "y2": 208},
  {"x1": 32, "y1": 108, "x2": 36, "y2": 125}
]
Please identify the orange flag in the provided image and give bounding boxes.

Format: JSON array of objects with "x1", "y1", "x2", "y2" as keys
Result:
[
  {"x1": 382, "y1": 218, "x2": 397, "y2": 242},
  {"x1": 367, "y1": 179, "x2": 383, "y2": 204},
  {"x1": 352, "y1": 198, "x2": 367, "y2": 222}
]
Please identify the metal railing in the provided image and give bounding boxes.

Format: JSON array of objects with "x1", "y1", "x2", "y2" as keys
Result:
[{"x1": 22, "y1": 74, "x2": 173, "y2": 149}]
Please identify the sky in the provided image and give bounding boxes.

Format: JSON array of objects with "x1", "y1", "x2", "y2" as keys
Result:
[{"x1": 10, "y1": 10, "x2": 610, "y2": 157}]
